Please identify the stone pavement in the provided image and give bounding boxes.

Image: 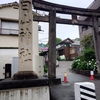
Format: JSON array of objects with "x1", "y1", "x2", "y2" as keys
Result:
[{"x1": 50, "y1": 61, "x2": 100, "y2": 100}]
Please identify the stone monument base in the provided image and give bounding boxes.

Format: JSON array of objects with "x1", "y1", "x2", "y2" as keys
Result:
[
  {"x1": 12, "y1": 71, "x2": 38, "y2": 80},
  {"x1": 0, "y1": 77, "x2": 61, "y2": 100},
  {"x1": 0, "y1": 86, "x2": 50, "y2": 100}
]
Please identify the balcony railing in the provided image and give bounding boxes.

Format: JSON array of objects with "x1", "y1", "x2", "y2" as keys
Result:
[{"x1": 0, "y1": 28, "x2": 18, "y2": 35}]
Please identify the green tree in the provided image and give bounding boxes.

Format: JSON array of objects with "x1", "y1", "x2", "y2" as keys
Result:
[
  {"x1": 75, "y1": 38, "x2": 80, "y2": 41},
  {"x1": 46, "y1": 37, "x2": 62, "y2": 46},
  {"x1": 56, "y1": 37, "x2": 62, "y2": 44},
  {"x1": 81, "y1": 34, "x2": 94, "y2": 49},
  {"x1": 83, "y1": 48, "x2": 96, "y2": 61}
]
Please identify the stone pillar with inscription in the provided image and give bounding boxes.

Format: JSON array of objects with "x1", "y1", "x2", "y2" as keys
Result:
[{"x1": 13, "y1": 0, "x2": 38, "y2": 79}]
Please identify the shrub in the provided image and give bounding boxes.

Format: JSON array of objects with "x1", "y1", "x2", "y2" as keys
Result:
[
  {"x1": 71, "y1": 61, "x2": 78, "y2": 69},
  {"x1": 71, "y1": 48, "x2": 97, "y2": 71},
  {"x1": 87, "y1": 59, "x2": 97, "y2": 70},
  {"x1": 57, "y1": 55, "x2": 60, "y2": 61},
  {"x1": 83, "y1": 48, "x2": 96, "y2": 61},
  {"x1": 44, "y1": 64, "x2": 48, "y2": 73},
  {"x1": 80, "y1": 61, "x2": 87, "y2": 70},
  {"x1": 71, "y1": 59, "x2": 81, "y2": 69},
  {"x1": 75, "y1": 55, "x2": 84, "y2": 61},
  {"x1": 76, "y1": 64, "x2": 81, "y2": 70}
]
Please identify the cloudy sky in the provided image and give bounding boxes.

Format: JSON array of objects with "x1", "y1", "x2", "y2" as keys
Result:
[{"x1": 0, "y1": 0, "x2": 94, "y2": 44}]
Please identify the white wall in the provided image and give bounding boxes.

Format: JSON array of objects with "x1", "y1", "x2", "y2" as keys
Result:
[
  {"x1": 0, "y1": 6, "x2": 18, "y2": 20},
  {"x1": 0, "y1": 35, "x2": 18, "y2": 47},
  {"x1": 0, "y1": 49, "x2": 18, "y2": 79},
  {"x1": 32, "y1": 21, "x2": 45, "y2": 76},
  {"x1": 12, "y1": 57, "x2": 18, "y2": 77},
  {"x1": 35, "y1": 55, "x2": 45, "y2": 76},
  {"x1": 32, "y1": 21, "x2": 39, "y2": 71},
  {"x1": 12, "y1": 56, "x2": 45, "y2": 77}
]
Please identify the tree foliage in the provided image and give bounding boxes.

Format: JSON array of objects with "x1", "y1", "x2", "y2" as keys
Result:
[
  {"x1": 71, "y1": 34, "x2": 97, "y2": 72},
  {"x1": 71, "y1": 48, "x2": 97, "y2": 71},
  {"x1": 81, "y1": 34, "x2": 94, "y2": 49},
  {"x1": 46, "y1": 37, "x2": 62, "y2": 46},
  {"x1": 75, "y1": 38, "x2": 80, "y2": 41},
  {"x1": 56, "y1": 37, "x2": 62, "y2": 44},
  {"x1": 83, "y1": 48, "x2": 96, "y2": 61}
]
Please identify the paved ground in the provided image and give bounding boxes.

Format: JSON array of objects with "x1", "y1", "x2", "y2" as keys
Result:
[{"x1": 51, "y1": 61, "x2": 100, "y2": 100}]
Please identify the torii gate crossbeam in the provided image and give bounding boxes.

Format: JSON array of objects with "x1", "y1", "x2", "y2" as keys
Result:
[
  {"x1": 32, "y1": 0, "x2": 100, "y2": 17},
  {"x1": 33, "y1": 15, "x2": 100, "y2": 26}
]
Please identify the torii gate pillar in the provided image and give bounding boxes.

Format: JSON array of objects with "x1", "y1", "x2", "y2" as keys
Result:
[
  {"x1": 92, "y1": 16, "x2": 100, "y2": 73},
  {"x1": 48, "y1": 10, "x2": 56, "y2": 78}
]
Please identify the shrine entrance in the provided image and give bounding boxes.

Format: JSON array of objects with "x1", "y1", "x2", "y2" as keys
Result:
[{"x1": 33, "y1": 0, "x2": 100, "y2": 78}]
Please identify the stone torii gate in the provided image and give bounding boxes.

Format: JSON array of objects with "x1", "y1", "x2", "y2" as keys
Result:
[
  {"x1": 13, "y1": 0, "x2": 100, "y2": 79},
  {"x1": 32, "y1": 0, "x2": 100, "y2": 77},
  {"x1": 0, "y1": 0, "x2": 100, "y2": 100}
]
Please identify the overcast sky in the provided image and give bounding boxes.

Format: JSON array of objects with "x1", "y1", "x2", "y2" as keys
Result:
[{"x1": 0, "y1": 0, "x2": 94, "y2": 44}]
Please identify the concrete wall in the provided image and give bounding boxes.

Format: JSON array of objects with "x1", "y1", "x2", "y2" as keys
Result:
[
  {"x1": 0, "y1": 35, "x2": 18, "y2": 47},
  {"x1": 0, "y1": 49, "x2": 18, "y2": 79},
  {"x1": 12, "y1": 56, "x2": 44, "y2": 77},
  {"x1": 32, "y1": 21, "x2": 39, "y2": 72},
  {"x1": 79, "y1": 27, "x2": 93, "y2": 41},
  {"x1": 35, "y1": 55, "x2": 45, "y2": 76},
  {"x1": 32, "y1": 22, "x2": 39, "y2": 56},
  {"x1": 0, "y1": 6, "x2": 18, "y2": 20},
  {"x1": 0, "y1": 86, "x2": 50, "y2": 100}
]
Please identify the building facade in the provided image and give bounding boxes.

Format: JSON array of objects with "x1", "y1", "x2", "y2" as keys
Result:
[
  {"x1": 79, "y1": 0, "x2": 100, "y2": 41},
  {"x1": 57, "y1": 38, "x2": 80, "y2": 60}
]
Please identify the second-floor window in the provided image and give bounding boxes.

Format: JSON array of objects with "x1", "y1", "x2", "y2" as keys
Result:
[{"x1": 1, "y1": 21, "x2": 18, "y2": 35}]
